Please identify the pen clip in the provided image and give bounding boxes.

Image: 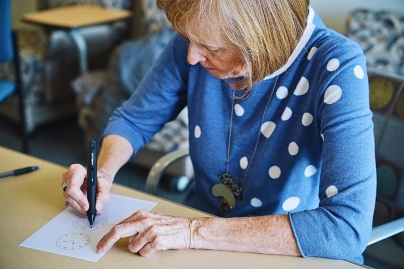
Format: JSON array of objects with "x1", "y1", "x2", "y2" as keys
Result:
[
  {"x1": 90, "y1": 140, "x2": 96, "y2": 169},
  {"x1": 88, "y1": 139, "x2": 97, "y2": 184}
]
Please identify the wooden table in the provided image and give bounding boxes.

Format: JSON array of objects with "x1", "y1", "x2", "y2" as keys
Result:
[
  {"x1": 0, "y1": 146, "x2": 365, "y2": 268},
  {"x1": 22, "y1": 5, "x2": 132, "y2": 73}
]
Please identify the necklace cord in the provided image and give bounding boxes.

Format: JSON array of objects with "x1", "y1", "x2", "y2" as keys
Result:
[
  {"x1": 225, "y1": 90, "x2": 236, "y2": 174},
  {"x1": 225, "y1": 76, "x2": 279, "y2": 190},
  {"x1": 241, "y1": 76, "x2": 279, "y2": 189}
]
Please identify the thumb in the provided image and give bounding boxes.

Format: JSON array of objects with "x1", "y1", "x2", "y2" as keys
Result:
[{"x1": 96, "y1": 188, "x2": 110, "y2": 214}]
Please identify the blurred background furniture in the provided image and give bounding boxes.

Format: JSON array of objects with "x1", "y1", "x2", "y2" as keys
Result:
[
  {"x1": 346, "y1": 9, "x2": 404, "y2": 268},
  {"x1": 364, "y1": 70, "x2": 404, "y2": 268},
  {"x1": 0, "y1": 0, "x2": 133, "y2": 135},
  {"x1": 0, "y1": 0, "x2": 28, "y2": 153},
  {"x1": 72, "y1": 0, "x2": 194, "y2": 192},
  {"x1": 21, "y1": 4, "x2": 132, "y2": 74},
  {"x1": 346, "y1": 8, "x2": 404, "y2": 77}
]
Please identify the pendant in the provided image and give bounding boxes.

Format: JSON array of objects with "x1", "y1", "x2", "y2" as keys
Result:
[
  {"x1": 218, "y1": 173, "x2": 243, "y2": 200},
  {"x1": 212, "y1": 184, "x2": 235, "y2": 217}
]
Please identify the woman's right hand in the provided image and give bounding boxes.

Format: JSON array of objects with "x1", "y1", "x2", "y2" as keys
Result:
[{"x1": 62, "y1": 164, "x2": 113, "y2": 215}]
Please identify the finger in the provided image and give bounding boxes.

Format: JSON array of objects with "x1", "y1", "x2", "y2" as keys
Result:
[
  {"x1": 129, "y1": 215, "x2": 192, "y2": 255},
  {"x1": 97, "y1": 222, "x2": 139, "y2": 254},
  {"x1": 120, "y1": 209, "x2": 154, "y2": 224},
  {"x1": 64, "y1": 164, "x2": 89, "y2": 212},
  {"x1": 65, "y1": 196, "x2": 86, "y2": 215},
  {"x1": 95, "y1": 179, "x2": 112, "y2": 214},
  {"x1": 137, "y1": 238, "x2": 163, "y2": 257},
  {"x1": 128, "y1": 228, "x2": 158, "y2": 255}
]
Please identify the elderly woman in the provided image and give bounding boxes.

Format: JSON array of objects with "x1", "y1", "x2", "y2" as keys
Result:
[{"x1": 62, "y1": 0, "x2": 376, "y2": 263}]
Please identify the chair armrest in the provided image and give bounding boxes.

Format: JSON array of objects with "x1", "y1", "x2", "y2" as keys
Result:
[
  {"x1": 368, "y1": 217, "x2": 404, "y2": 246},
  {"x1": 145, "y1": 148, "x2": 190, "y2": 194}
]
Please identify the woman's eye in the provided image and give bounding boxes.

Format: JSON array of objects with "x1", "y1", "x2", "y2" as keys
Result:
[{"x1": 207, "y1": 46, "x2": 219, "y2": 51}]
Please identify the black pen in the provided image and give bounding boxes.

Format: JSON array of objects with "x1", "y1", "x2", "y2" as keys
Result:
[
  {"x1": 0, "y1": 166, "x2": 40, "y2": 178},
  {"x1": 87, "y1": 138, "x2": 97, "y2": 228}
]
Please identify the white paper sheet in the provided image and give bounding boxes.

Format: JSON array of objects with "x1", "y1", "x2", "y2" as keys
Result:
[{"x1": 19, "y1": 194, "x2": 157, "y2": 262}]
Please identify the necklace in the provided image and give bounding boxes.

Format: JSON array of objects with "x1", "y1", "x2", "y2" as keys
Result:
[{"x1": 213, "y1": 76, "x2": 279, "y2": 217}]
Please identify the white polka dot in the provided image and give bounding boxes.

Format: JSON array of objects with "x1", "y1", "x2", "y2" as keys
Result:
[
  {"x1": 294, "y1": 77, "x2": 309, "y2": 96},
  {"x1": 324, "y1": 85, "x2": 342, "y2": 104},
  {"x1": 304, "y1": 165, "x2": 317, "y2": 177},
  {"x1": 288, "y1": 142, "x2": 299, "y2": 156},
  {"x1": 307, "y1": 47, "x2": 317, "y2": 60},
  {"x1": 234, "y1": 104, "x2": 244, "y2": 116},
  {"x1": 320, "y1": 134, "x2": 324, "y2": 140},
  {"x1": 327, "y1": 58, "x2": 340, "y2": 71},
  {"x1": 240, "y1": 156, "x2": 248, "y2": 169},
  {"x1": 354, "y1": 65, "x2": 364, "y2": 79},
  {"x1": 194, "y1": 125, "x2": 201, "y2": 138},
  {"x1": 261, "y1": 121, "x2": 276, "y2": 138},
  {"x1": 276, "y1": 86, "x2": 289, "y2": 99},
  {"x1": 282, "y1": 197, "x2": 300, "y2": 211},
  {"x1": 281, "y1": 107, "x2": 292, "y2": 121},
  {"x1": 302, "y1": 112, "x2": 313, "y2": 126},
  {"x1": 268, "y1": 166, "x2": 281, "y2": 179},
  {"x1": 326, "y1": 185, "x2": 338, "y2": 198},
  {"x1": 251, "y1": 198, "x2": 263, "y2": 207}
]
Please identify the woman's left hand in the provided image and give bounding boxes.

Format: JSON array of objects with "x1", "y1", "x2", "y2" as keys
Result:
[{"x1": 96, "y1": 209, "x2": 193, "y2": 256}]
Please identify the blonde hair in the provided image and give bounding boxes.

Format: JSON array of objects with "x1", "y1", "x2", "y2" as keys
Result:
[{"x1": 157, "y1": 0, "x2": 309, "y2": 92}]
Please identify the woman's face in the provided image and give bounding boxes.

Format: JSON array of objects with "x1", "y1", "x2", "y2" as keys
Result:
[{"x1": 185, "y1": 22, "x2": 247, "y2": 80}]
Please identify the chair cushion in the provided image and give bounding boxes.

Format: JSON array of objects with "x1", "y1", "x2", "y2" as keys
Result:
[
  {"x1": 346, "y1": 9, "x2": 404, "y2": 76},
  {"x1": 0, "y1": 80, "x2": 15, "y2": 103}
]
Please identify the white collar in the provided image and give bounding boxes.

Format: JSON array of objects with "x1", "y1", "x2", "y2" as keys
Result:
[{"x1": 263, "y1": 6, "x2": 316, "y2": 80}]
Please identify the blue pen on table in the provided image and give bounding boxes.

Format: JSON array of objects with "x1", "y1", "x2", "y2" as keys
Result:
[
  {"x1": 87, "y1": 138, "x2": 97, "y2": 228},
  {"x1": 0, "y1": 166, "x2": 40, "y2": 178}
]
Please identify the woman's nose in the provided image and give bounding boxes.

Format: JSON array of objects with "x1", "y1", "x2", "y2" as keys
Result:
[{"x1": 187, "y1": 42, "x2": 206, "y2": 65}]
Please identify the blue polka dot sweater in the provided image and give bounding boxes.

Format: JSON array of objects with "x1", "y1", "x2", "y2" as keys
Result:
[{"x1": 103, "y1": 7, "x2": 376, "y2": 263}]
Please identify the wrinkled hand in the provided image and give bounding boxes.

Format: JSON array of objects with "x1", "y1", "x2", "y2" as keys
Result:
[
  {"x1": 97, "y1": 210, "x2": 194, "y2": 256},
  {"x1": 62, "y1": 164, "x2": 113, "y2": 215}
]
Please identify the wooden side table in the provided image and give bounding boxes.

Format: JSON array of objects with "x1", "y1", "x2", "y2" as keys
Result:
[{"x1": 22, "y1": 5, "x2": 132, "y2": 73}]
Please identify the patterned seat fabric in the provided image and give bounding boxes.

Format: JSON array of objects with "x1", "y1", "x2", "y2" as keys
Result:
[
  {"x1": 73, "y1": 0, "x2": 187, "y2": 154},
  {"x1": 0, "y1": 28, "x2": 48, "y2": 105},
  {"x1": 346, "y1": 9, "x2": 404, "y2": 76}
]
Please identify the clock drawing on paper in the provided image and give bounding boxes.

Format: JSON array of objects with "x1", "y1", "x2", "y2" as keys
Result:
[
  {"x1": 72, "y1": 216, "x2": 108, "y2": 230},
  {"x1": 56, "y1": 232, "x2": 90, "y2": 250}
]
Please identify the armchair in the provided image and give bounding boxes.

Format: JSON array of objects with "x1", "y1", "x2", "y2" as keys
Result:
[
  {"x1": 0, "y1": 0, "x2": 133, "y2": 134},
  {"x1": 73, "y1": 0, "x2": 194, "y2": 192}
]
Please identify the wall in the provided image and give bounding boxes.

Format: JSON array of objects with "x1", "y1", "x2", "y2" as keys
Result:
[
  {"x1": 311, "y1": 0, "x2": 404, "y2": 34},
  {"x1": 12, "y1": 0, "x2": 37, "y2": 29}
]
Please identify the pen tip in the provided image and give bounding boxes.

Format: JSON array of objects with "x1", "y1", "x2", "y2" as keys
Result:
[{"x1": 90, "y1": 225, "x2": 93, "y2": 228}]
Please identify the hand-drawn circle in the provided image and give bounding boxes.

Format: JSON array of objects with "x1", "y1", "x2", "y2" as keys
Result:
[
  {"x1": 56, "y1": 232, "x2": 90, "y2": 250},
  {"x1": 72, "y1": 216, "x2": 108, "y2": 230}
]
